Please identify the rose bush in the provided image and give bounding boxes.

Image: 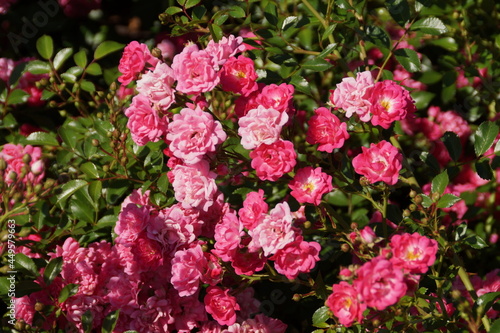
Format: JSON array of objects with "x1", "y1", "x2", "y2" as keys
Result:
[{"x1": 0, "y1": 0, "x2": 499, "y2": 332}]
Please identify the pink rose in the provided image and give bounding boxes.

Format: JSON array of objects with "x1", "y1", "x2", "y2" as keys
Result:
[
  {"x1": 326, "y1": 281, "x2": 366, "y2": 327},
  {"x1": 270, "y1": 236, "x2": 321, "y2": 279},
  {"x1": 238, "y1": 105, "x2": 288, "y2": 150},
  {"x1": 368, "y1": 80, "x2": 416, "y2": 129},
  {"x1": 352, "y1": 140, "x2": 402, "y2": 186},
  {"x1": 124, "y1": 94, "x2": 169, "y2": 146},
  {"x1": 219, "y1": 55, "x2": 258, "y2": 96},
  {"x1": 353, "y1": 257, "x2": 407, "y2": 310},
  {"x1": 213, "y1": 212, "x2": 243, "y2": 261},
  {"x1": 204, "y1": 286, "x2": 240, "y2": 326},
  {"x1": 136, "y1": 62, "x2": 176, "y2": 110},
  {"x1": 389, "y1": 233, "x2": 438, "y2": 274},
  {"x1": 205, "y1": 35, "x2": 246, "y2": 69},
  {"x1": 118, "y1": 41, "x2": 159, "y2": 85},
  {"x1": 167, "y1": 106, "x2": 227, "y2": 164},
  {"x1": 171, "y1": 161, "x2": 219, "y2": 211},
  {"x1": 256, "y1": 83, "x2": 295, "y2": 114},
  {"x1": 306, "y1": 107, "x2": 350, "y2": 152},
  {"x1": 330, "y1": 71, "x2": 374, "y2": 121},
  {"x1": 238, "y1": 190, "x2": 268, "y2": 230},
  {"x1": 171, "y1": 245, "x2": 207, "y2": 296},
  {"x1": 288, "y1": 166, "x2": 333, "y2": 205},
  {"x1": 172, "y1": 43, "x2": 219, "y2": 94},
  {"x1": 250, "y1": 139, "x2": 297, "y2": 181}
]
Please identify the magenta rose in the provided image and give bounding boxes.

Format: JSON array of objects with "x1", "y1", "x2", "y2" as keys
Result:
[
  {"x1": 326, "y1": 281, "x2": 366, "y2": 327},
  {"x1": 352, "y1": 140, "x2": 402, "y2": 186},
  {"x1": 204, "y1": 286, "x2": 240, "y2": 326},
  {"x1": 249, "y1": 139, "x2": 297, "y2": 181},
  {"x1": 306, "y1": 107, "x2": 350, "y2": 152},
  {"x1": 288, "y1": 166, "x2": 333, "y2": 205},
  {"x1": 118, "y1": 41, "x2": 159, "y2": 85},
  {"x1": 389, "y1": 232, "x2": 438, "y2": 274},
  {"x1": 219, "y1": 55, "x2": 258, "y2": 96}
]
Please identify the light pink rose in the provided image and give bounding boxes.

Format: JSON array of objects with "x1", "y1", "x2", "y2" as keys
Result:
[
  {"x1": 167, "y1": 106, "x2": 226, "y2": 164},
  {"x1": 326, "y1": 281, "x2": 366, "y2": 327},
  {"x1": 124, "y1": 93, "x2": 169, "y2": 146},
  {"x1": 238, "y1": 105, "x2": 288, "y2": 150},
  {"x1": 250, "y1": 139, "x2": 297, "y2": 181},
  {"x1": 389, "y1": 232, "x2": 438, "y2": 274},
  {"x1": 368, "y1": 80, "x2": 416, "y2": 129},
  {"x1": 204, "y1": 286, "x2": 240, "y2": 326},
  {"x1": 219, "y1": 55, "x2": 258, "y2": 96},
  {"x1": 118, "y1": 41, "x2": 159, "y2": 85},
  {"x1": 0, "y1": 57, "x2": 15, "y2": 82},
  {"x1": 288, "y1": 166, "x2": 333, "y2": 205},
  {"x1": 205, "y1": 35, "x2": 246, "y2": 69},
  {"x1": 352, "y1": 140, "x2": 402, "y2": 186},
  {"x1": 330, "y1": 71, "x2": 374, "y2": 121},
  {"x1": 306, "y1": 107, "x2": 350, "y2": 152},
  {"x1": 353, "y1": 257, "x2": 407, "y2": 310},
  {"x1": 171, "y1": 161, "x2": 219, "y2": 211},
  {"x1": 136, "y1": 62, "x2": 176, "y2": 110},
  {"x1": 172, "y1": 43, "x2": 219, "y2": 94}
]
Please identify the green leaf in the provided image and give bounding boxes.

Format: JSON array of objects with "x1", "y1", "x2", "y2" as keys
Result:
[
  {"x1": 321, "y1": 24, "x2": 337, "y2": 41},
  {"x1": 85, "y1": 63, "x2": 102, "y2": 75},
  {"x1": 312, "y1": 306, "x2": 330, "y2": 328},
  {"x1": 474, "y1": 121, "x2": 499, "y2": 156},
  {"x1": 411, "y1": 91, "x2": 435, "y2": 110},
  {"x1": 302, "y1": 58, "x2": 333, "y2": 72},
  {"x1": 394, "y1": 48, "x2": 421, "y2": 72},
  {"x1": 290, "y1": 74, "x2": 312, "y2": 96},
  {"x1": 282, "y1": 16, "x2": 298, "y2": 30},
  {"x1": 455, "y1": 223, "x2": 467, "y2": 241},
  {"x1": 364, "y1": 25, "x2": 391, "y2": 49},
  {"x1": 475, "y1": 291, "x2": 500, "y2": 316},
  {"x1": 209, "y1": 23, "x2": 223, "y2": 43},
  {"x1": 14, "y1": 253, "x2": 39, "y2": 276},
  {"x1": 102, "y1": 310, "x2": 121, "y2": 333},
  {"x1": 82, "y1": 310, "x2": 93, "y2": 333},
  {"x1": 317, "y1": 43, "x2": 337, "y2": 59},
  {"x1": 44, "y1": 257, "x2": 63, "y2": 285},
  {"x1": 436, "y1": 193, "x2": 461, "y2": 208},
  {"x1": 430, "y1": 37, "x2": 458, "y2": 52},
  {"x1": 61, "y1": 72, "x2": 77, "y2": 83},
  {"x1": 89, "y1": 180, "x2": 102, "y2": 203},
  {"x1": 431, "y1": 170, "x2": 448, "y2": 196},
  {"x1": 386, "y1": 0, "x2": 411, "y2": 27},
  {"x1": 25, "y1": 60, "x2": 51, "y2": 74},
  {"x1": 411, "y1": 17, "x2": 448, "y2": 35},
  {"x1": 165, "y1": 6, "x2": 183, "y2": 15},
  {"x1": 7, "y1": 89, "x2": 29, "y2": 105},
  {"x1": 421, "y1": 194, "x2": 433, "y2": 208},
  {"x1": 94, "y1": 41, "x2": 125, "y2": 60},
  {"x1": 490, "y1": 319, "x2": 500, "y2": 332},
  {"x1": 53, "y1": 47, "x2": 73, "y2": 70},
  {"x1": 475, "y1": 159, "x2": 493, "y2": 180},
  {"x1": 56, "y1": 179, "x2": 88, "y2": 207},
  {"x1": 464, "y1": 235, "x2": 488, "y2": 249},
  {"x1": 441, "y1": 131, "x2": 462, "y2": 161},
  {"x1": 58, "y1": 283, "x2": 79, "y2": 303},
  {"x1": 36, "y1": 35, "x2": 54, "y2": 60},
  {"x1": 228, "y1": 5, "x2": 245, "y2": 18},
  {"x1": 26, "y1": 131, "x2": 59, "y2": 146},
  {"x1": 264, "y1": 2, "x2": 278, "y2": 26},
  {"x1": 74, "y1": 50, "x2": 88, "y2": 68},
  {"x1": 58, "y1": 127, "x2": 78, "y2": 149},
  {"x1": 80, "y1": 162, "x2": 99, "y2": 179},
  {"x1": 185, "y1": 0, "x2": 201, "y2": 9},
  {"x1": 81, "y1": 80, "x2": 96, "y2": 93}
]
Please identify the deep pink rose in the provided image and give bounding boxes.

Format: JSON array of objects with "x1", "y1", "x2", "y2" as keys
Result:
[
  {"x1": 238, "y1": 190, "x2": 268, "y2": 230},
  {"x1": 306, "y1": 107, "x2": 350, "y2": 152},
  {"x1": 288, "y1": 166, "x2": 333, "y2": 205},
  {"x1": 326, "y1": 281, "x2": 366, "y2": 327},
  {"x1": 213, "y1": 211, "x2": 243, "y2": 261},
  {"x1": 204, "y1": 286, "x2": 240, "y2": 326},
  {"x1": 389, "y1": 233, "x2": 438, "y2": 274},
  {"x1": 171, "y1": 245, "x2": 207, "y2": 296},
  {"x1": 118, "y1": 41, "x2": 159, "y2": 85},
  {"x1": 352, "y1": 140, "x2": 402, "y2": 186},
  {"x1": 219, "y1": 55, "x2": 258, "y2": 96},
  {"x1": 250, "y1": 139, "x2": 297, "y2": 181},
  {"x1": 353, "y1": 257, "x2": 407, "y2": 310},
  {"x1": 270, "y1": 236, "x2": 321, "y2": 280},
  {"x1": 368, "y1": 80, "x2": 416, "y2": 129},
  {"x1": 256, "y1": 83, "x2": 295, "y2": 113}
]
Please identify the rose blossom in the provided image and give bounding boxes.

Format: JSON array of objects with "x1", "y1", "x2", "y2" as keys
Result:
[
  {"x1": 353, "y1": 257, "x2": 407, "y2": 310},
  {"x1": 368, "y1": 80, "x2": 416, "y2": 129},
  {"x1": 172, "y1": 43, "x2": 219, "y2": 94},
  {"x1": 238, "y1": 189, "x2": 268, "y2": 230},
  {"x1": 288, "y1": 166, "x2": 333, "y2": 205},
  {"x1": 248, "y1": 202, "x2": 295, "y2": 256},
  {"x1": 330, "y1": 71, "x2": 374, "y2": 121},
  {"x1": 352, "y1": 140, "x2": 402, "y2": 186},
  {"x1": 219, "y1": 55, "x2": 258, "y2": 96},
  {"x1": 306, "y1": 107, "x2": 350, "y2": 152},
  {"x1": 204, "y1": 286, "x2": 240, "y2": 326},
  {"x1": 167, "y1": 106, "x2": 227, "y2": 164},
  {"x1": 213, "y1": 211, "x2": 243, "y2": 261},
  {"x1": 171, "y1": 245, "x2": 207, "y2": 296},
  {"x1": 170, "y1": 161, "x2": 219, "y2": 211},
  {"x1": 136, "y1": 62, "x2": 176, "y2": 110},
  {"x1": 326, "y1": 281, "x2": 366, "y2": 327},
  {"x1": 205, "y1": 35, "x2": 246, "y2": 69},
  {"x1": 389, "y1": 233, "x2": 438, "y2": 274},
  {"x1": 238, "y1": 105, "x2": 288, "y2": 150},
  {"x1": 256, "y1": 83, "x2": 295, "y2": 114},
  {"x1": 124, "y1": 93, "x2": 169, "y2": 146},
  {"x1": 249, "y1": 139, "x2": 297, "y2": 181},
  {"x1": 270, "y1": 236, "x2": 321, "y2": 279},
  {"x1": 118, "y1": 41, "x2": 159, "y2": 85}
]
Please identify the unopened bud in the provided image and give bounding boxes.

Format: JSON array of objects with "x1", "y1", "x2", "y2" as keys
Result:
[
  {"x1": 409, "y1": 190, "x2": 417, "y2": 198},
  {"x1": 303, "y1": 221, "x2": 312, "y2": 229},
  {"x1": 431, "y1": 192, "x2": 440, "y2": 202},
  {"x1": 403, "y1": 209, "x2": 411, "y2": 217},
  {"x1": 91, "y1": 139, "x2": 100, "y2": 147},
  {"x1": 103, "y1": 164, "x2": 109, "y2": 172},
  {"x1": 96, "y1": 111, "x2": 103, "y2": 118},
  {"x1": 350, "y1": 222, "x2": 358, "y2": 230},
  {"x1": 420, "y1": 218, "x2": 428, "y2": 225},
  {"x1": 22, "y1": 154, "x2": 32, "y2": 164},
  {"x1": 109, "y1": 82, "x2": 117, "y2": 91},
  {"x1": 151, "y1": 47, "x2": 162, "y2": 59},
  {"x1": 34, "y1": 184, "x2": 43, "y2": 193},
  {"x1": 451, "y1": 290, "x2": 461, "y2": 300},
  {"x1": 0, "y1": 158, "x2": 7, "y2": 170},
  {"x1": 359, "y1": 176, "x2": 370, "y2": 187},
  {"x1": 8, "y1": 171, "x2": 17, "y2": 181},
  {"x1": 409, "y1": 204, "x2": 417, "y2": 212},
  {"x1": 292, "y1": 294, "x2": 302, "y2": 302},
  {"x1": 14, "y1": 320, "x2": 26, "y2": 331},
  {"x1": 34, "y1": 302, "x2": 45, "y2": 312},
  {"x1": 413, "y1": 195, "x2": 423, "y2": 205},
  {"x1": 341, "y1": 243, "x2": 350, "y2": 252}
]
